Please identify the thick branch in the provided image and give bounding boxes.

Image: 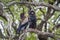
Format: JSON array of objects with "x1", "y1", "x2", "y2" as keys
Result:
[
  {"x1": 27, "y1": 28, "x2": 55, "y2": 38},
  {"x1": 0, "y1": 28, "x2": 55, "y2": 39},
  {"x1": 18, "y1": 28, "x2": 55, "y2": 40}
]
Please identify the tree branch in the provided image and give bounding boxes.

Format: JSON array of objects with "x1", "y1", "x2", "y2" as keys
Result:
[
  {"x1": 6, "y1": 1, "x2": 60, "y2": 11},
  {"x1": 52, "y1": 24, "x2": 60, "y2": 30},
  {"x1": 18, "y1": 28, "x2": 55, "y2": 40}
]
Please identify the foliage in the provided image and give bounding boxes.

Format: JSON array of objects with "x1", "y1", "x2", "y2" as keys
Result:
[{"x1": 0, "y1": 0, "x2": 60, "y2": 40}]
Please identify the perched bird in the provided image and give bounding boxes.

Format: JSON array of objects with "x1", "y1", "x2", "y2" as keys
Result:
[
  {"x1": 28, "y1": 9, "x2": 37, "y2": 29},
  {"x1": 17, "y1": 13, "x2": 28, "y2": 34},
  {"x1": 17, "y1": 9, "x2": 37, "y2": 34}
]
